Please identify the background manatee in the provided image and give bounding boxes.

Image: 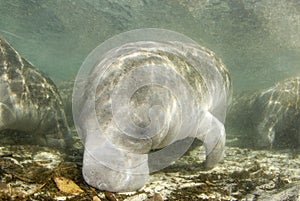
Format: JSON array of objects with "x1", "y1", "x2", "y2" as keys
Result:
[
  {"x1": 0, "y1": 36, "x2": 72, "y2": 149},
  {"x1": 227, "y1": 77, "x2": 300, "y2": 149}
]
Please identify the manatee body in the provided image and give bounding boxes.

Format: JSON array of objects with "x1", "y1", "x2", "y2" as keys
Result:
[
  {"x1": 74, "y1": 40, "x2": 232, "y2": 192},
  {"x1": 227, "y1": 77, "x2": 300, "y2": 149},
  {"x1": 0, "y1": 36, "x2": 71, "y2": 149}
]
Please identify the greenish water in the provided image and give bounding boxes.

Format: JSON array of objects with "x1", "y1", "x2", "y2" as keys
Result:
[{"x1": 0, "y1": 0, "x2": 299, "y2": 92}]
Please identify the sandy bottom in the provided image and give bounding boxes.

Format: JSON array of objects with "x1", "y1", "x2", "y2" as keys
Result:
[{"x1": 0, "y1": 136, "x2": 299, "y2": 201}]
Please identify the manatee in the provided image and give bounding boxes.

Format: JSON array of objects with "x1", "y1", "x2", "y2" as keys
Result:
[
  {"x1": 73, "y1": 29, "x2": 232, "y2": 192},
  {"x1": 227, "y1": 77, "x2": 300, "y2": 149},
  {"x1": 0, "y1": 36, "x2": 71, "y2": 149}
]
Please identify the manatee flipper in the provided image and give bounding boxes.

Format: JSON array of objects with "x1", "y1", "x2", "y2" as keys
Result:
[
  {"x1": 197, "y1": 111, "x2": 225, "y2": 169},
  {"x1": 82, "y1": 129, "x2": 149, "y2": 192}
]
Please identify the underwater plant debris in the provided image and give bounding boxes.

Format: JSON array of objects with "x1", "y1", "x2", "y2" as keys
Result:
[{"x1": 0, "y1": 137, "x2": 299, "y2": 200}]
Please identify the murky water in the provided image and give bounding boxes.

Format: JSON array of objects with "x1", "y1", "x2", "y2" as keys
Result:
[
  {"x1": 0, "y1": 1, "x2": 300, "y2": 199},
  {"x1": 0, "y1": 0, "x2": 299, "y2": 92}
]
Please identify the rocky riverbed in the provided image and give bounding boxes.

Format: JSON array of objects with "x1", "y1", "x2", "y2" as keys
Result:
[{"x1": 0, "y1": 132, "x2": 299, "y2": 201}]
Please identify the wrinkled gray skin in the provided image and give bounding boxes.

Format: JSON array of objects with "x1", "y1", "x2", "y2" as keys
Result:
[
  {"x1": 227, "y1": 77, "x2": 300, "y2": 149},
  {"x1": 0, "y1": 36, "x2": 72, "y2": 149},
  {"x1": 76, "y1": 41, "x2": 232, "y2": 192}
]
